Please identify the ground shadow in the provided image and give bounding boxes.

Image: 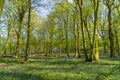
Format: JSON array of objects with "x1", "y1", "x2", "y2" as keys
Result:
[{"x1": 0, "y1": 70, "x2": 44, "y2": 80}]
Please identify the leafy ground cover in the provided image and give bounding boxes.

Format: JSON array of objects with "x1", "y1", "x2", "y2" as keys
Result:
[{"x1": 0, "y1": 53, "x2": 120, "y2": 80}]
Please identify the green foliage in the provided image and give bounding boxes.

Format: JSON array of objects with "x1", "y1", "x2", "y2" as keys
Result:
[
  {"x1": 0, "y1": 54, "x2": 120, "y2": 80},
  {"x1": 0, "y1": 0, "x2": 4, "y2": 16}
]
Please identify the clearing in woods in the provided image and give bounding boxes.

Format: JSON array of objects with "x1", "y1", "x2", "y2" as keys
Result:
[{"x1": 0, "y1": 53, "x2": 120, "y2": 80}]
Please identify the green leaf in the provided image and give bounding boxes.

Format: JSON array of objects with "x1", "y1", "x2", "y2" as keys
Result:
[{"x1": 0, "y1": 0, "x2": 5, "y2": 16}]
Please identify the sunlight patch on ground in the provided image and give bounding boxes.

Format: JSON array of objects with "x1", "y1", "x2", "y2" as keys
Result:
[{"x1": 0, "y1": 63, "x2": 7, "y2": 68}]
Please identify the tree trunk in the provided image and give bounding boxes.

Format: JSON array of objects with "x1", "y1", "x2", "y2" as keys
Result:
[
  {"x1": 90, "y1": 0, "x2": 100, "y2": 61},
  {"x1": 76, "y1": 22, "x2": 81, "y2": 58},
  {"x1": 114, "y1": 26, "x2": 119, "y2": 54},
  {"x1": 77, "y1": 0, "x2": 88, "y2": 61},
  {"x1": 4, "y1": 23, "x2": 11, "y2": 56},
  {"x1": 103, "y1": 42, "x2": 107, "y2": 53},
  {"x1": 24, "y1": 0, "x2": 31, "y2": 62},
  {"x1": 108, "y1": 7, "x2": 115, "y2": 58},
  {"x1": 64, "y1": 25, "x2": 69, "y2": 57},
  {"x1": 16, "y1": 33, "x2": 20, "y2": 58}
]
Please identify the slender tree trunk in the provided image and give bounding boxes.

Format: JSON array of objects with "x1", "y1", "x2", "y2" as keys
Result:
[
  {"x1": 15, "y1": 21, "x2": 23, "y2": 58},
  {"x1": 114, "y1": 26, "x2": 119, "y2": 54},
  {"x1": 108, "y1": 7, "x2": 115, "y2": 58},
  {"x1": 73, "y1": 20, "x2": 77, "y2": 57},
  {"x1": 58, "y1": 27, "x2": 62, "y2": 56},
  {"x1": 90, "y1": 0, "x2": 100, "y2": 61},
  {"x1": 74, "y1": 34, "x2": 77, "y2": 57},
  {"x1": 72, "y1": 10, "x2": 79, "y2": 58},
  {"x1": 64, "y1": 15, "x2": 69, "y2": 57},
  {"x1": 76, "y1": 22, "x2": 81, "y2": 58},
  {"x1": 64, "y1": 24, "x2": 69, "y2": 57},
  {"x1": 100, "y1": 20, "x2": 108, "y2": 53},
  {"x1": 77, "y1": 0, "x2": 88, "y2": 61},
  {"x1": 16, "y1": 33, "x2": 20, "y2": 58},
  {"x1": 84, "y1": 19, "x2": 92, "y2": 49},
  {"x1": 103, "y1": 42, "x2": 107, "y2": 53},
  {"x1": 24, "y1": 0, "x2": 31, "y2": 62}
]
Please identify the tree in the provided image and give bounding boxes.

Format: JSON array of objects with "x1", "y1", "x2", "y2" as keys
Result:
[
  {"x1": 104, "y1": 0, "x2": 116, "y2": 58},
  {"x1": 90, "y1": 0, "x2": 100, "y2": 61},
  {"x1": 15, "y1": 0, "x2": 28, "y2": 58},
  {"x1": 0, "y1": 0, "x2": 4, "y2": 16},
  {"x1": 24, "y1": 0, "x2": 32, "y2": 62},
  {"x1": 75, "y1": 0, "x2": 88, "y2": 60}
]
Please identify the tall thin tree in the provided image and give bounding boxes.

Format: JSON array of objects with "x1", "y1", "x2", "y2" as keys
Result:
[{"x1": 24, "y1": 0, "x2": 31, "y2": 62}]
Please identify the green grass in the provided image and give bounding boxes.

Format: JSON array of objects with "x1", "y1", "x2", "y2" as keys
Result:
[{"x1": 0, "y1": 53, "x2": 120, "y2": 80}]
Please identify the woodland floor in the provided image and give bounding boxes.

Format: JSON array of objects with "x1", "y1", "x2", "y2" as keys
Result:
[{"x1": 0, "y1": 53, "x2": 120, "y2": 80}]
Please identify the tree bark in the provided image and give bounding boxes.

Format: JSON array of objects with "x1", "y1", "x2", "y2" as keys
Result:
[
  {"x1": 108, "y1": 7, "x2": 115, "y2": 58},
  {"x1": 90, "y1": 0, "x2": 100, "y2": 61},
  {"x1": 24, "y1": 0, "x2": 31, "y2": 62},
  {"x1": 77, "y1": 0, "x2": 88, "y2": 61}
]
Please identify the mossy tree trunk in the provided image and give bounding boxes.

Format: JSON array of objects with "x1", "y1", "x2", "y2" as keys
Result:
[
  {"x1": 15, "y1": 0, "x2": 27, "y2": 58},
  {"x1": 90, "y1": 0, "x2": 100, "y2": 61},
  {"x1": 108, "y1": 7, "x2": 115, "y2": 58},
  {"x1": 105, "y1": 0, "x2": 116, "y2": 58},
  {"x1": 24, "y1": 0, "x2": 31, "y2": 62},
  {"x1": 76, "y1": 0, "x2": 88, "y2": 60}
]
